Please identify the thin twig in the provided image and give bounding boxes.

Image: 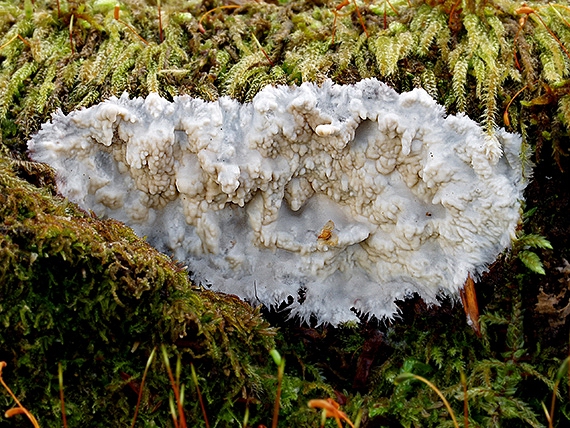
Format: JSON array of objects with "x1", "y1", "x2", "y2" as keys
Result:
[
  {"x1": 270, "y1": 350, "x2": 285, "y2": 428},
  {"x1": 448, "y1": 0, "x2": 462, "y2": 29},
  {"x1": 251, "y1": 32, "x2": 274, "y2": 66},
  {"x1": 461, "y1": 371, "x2": 468, "y2": 428},
  {"x1": 0, "y1": 34, "x2": 31, "y2": 51},
  {"x1": 548, "y1": 356, "x2": 570, "y2": 428},
  {"x1": 395, "y1": 373, "x2": 459, "y2": 428}
]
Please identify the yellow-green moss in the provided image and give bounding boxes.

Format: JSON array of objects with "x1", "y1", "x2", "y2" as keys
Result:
[
  {"x1": 0, "y1": 151, "x2": 281, "y2": 425},
  {"x1": 1, "y1": 0, "x2": 570, "y2": 151}
]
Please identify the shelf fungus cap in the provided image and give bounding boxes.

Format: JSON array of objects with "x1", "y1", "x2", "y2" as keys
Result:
[{"x1": 29, "y1": 79, "x2": 529, "y2": 325}]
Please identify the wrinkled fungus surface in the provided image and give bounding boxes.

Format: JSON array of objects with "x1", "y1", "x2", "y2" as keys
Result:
[{"x1": 29, "y1": 79, "x2": 527, "y2": 324}]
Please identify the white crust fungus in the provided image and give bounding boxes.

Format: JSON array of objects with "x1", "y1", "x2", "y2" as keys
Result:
[{"x1": 28, "y1": 79, "x2": 528, "y2": 325}]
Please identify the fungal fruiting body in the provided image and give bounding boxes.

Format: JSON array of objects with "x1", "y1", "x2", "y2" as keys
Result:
[{"x1": 28, "y1": 79, "x2": 527, "y2": 325}]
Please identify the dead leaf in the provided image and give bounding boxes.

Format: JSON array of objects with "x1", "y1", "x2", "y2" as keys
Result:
[{"x1": 460, "y1": 274, "x2": 481, "y2": 337}]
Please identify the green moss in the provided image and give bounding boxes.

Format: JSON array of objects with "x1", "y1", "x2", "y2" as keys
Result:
[
  {"x1": 0, "y1": 153, "x2": 278, "y2": 426},
  {"x1": 1, "y1": 0, "x2": 569, "y2": 150}
]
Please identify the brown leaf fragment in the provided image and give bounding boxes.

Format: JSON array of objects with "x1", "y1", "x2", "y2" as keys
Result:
[
  {"x1": 460, "y1": 274, "x2": 481, "y2": 337},
  {"x1": 535, "y1": 288, "x2": 561, "y2": 315},
  {"x1": 535, "y1": 287, "x2": 570, "y2": 328}
]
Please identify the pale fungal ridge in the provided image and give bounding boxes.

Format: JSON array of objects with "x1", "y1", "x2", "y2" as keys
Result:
[{"x1": 29, "y1": 79, "x2": 527, "y2": 325}]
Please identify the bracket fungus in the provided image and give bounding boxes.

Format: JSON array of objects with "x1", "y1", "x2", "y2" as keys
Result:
[{"x1": 29, "y1": 79, "x2": 528, "y2": 325}]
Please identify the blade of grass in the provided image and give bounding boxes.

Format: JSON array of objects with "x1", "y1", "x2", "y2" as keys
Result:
[
  {"x1": 168, "y1": 394, "x2": 179, "y2": 428},
  {"x1": 242, "y1": 404, "x2": 249, "y2": 428}
]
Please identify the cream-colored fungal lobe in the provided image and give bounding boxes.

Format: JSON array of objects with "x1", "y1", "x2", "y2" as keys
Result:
[{"x1": 29, "y1": 79, "x2": 528, "y2": 325}]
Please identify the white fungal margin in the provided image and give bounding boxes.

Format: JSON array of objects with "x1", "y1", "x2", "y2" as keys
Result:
[{"x1": 29, "y1": 79, "x2": 528, "y2": 325}]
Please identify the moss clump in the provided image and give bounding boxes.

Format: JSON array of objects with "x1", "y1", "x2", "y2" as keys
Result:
[
  {"x1": 0, "y1": 150, "x2": 278, "y2": 426},
  {"x1": 1, "y1": 0, "x2": 570, "y2": 153}
]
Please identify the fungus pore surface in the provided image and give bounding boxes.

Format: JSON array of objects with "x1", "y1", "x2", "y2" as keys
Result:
[{"x1": 29, "y1": 79, "x2": 527, "y2": 325}]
